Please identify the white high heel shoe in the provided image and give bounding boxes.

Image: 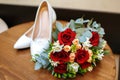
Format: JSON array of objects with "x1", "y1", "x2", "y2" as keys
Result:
[
  {"x1": 14, "y1": 0, "x2": 56, "y2": 49},
  {"x1": 30, "y1": 0, "x2": 56, "y2": 70},
  {"x1": 30, "y1": 0, "x2": 55, "y2": 59}
]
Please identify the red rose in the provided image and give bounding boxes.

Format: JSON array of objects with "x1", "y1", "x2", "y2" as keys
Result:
[
  {"x1": 75, "y1": 49, "x2": 89, "y2": 64},
  {"x1": 81, "y1": 62, "x2": 91, "y2": 69},
  {"x1": 54, "y1": 64, "x2": 67, "y2": 74},
  {"x1": 50, "y1": 50, "x2": 69, "y2": 64},
  {"x1": 58, "y1": 28, "x2": 76, "y2": 45},
  {"x1": 90, "y1": 31, "x2": 99, "y2": 46}
]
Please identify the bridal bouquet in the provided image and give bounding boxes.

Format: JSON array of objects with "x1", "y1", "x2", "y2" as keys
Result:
[{"x1": 33, "y1": 18, "x2": 109, "y2": 79}]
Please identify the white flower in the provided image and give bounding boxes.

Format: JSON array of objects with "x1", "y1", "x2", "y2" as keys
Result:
[
  {"x1": 96, "y1": 49, "x2": 104, "y2": 60},
  {"x1": 93, "y1": 62, "x2": 96, "y2": 66},
  {"x1": 102, "y1": 40, "x2": 106, "y2": 49},
  {"x1": 69, "y1": 62, "x2": 79, "y2": 72},
  {"x1": 87, "y1": 66, "x2": 93, "y2": 72},
  {"x1": 97, "y1": 53, "x2": 104, "y2": 60},
  {"x1": 82, "y1": 37, "x2": 92, "y2": 48},
  {"x1": 52, "y1": 41, "x2": 63, "y2": 53},
  {"x1": 49, "y1": 60, "x2": 59, "y2": 67},
  {"x1": 53, "y1": 41, "x2": 59, "y2": 46}
]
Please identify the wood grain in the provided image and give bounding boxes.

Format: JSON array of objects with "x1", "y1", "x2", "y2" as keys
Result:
[{"x1": 0, "y1": 21, "x2": 116, "y2": 80}]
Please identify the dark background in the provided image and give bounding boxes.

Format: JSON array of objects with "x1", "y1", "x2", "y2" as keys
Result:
[{"x1": 0, "y1": 4, "x2": 120, "y2": 54}]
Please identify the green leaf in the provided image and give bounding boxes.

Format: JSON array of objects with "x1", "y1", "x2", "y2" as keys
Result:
[
  {"x1": 31, "y1": 58, "x2": 36, "y2": 62},
  {"x1": 71, "y1": 44, "x2": 76, "y2": 53},
  {"x1": 47, "y1": 64, "x2": 53, "y2": 71},
  {"x1": 67, "y1": 73, "x2": 72, "y2": 78},
  {"x1": 92, "y1": 55, "x2": 97, "y2": 62},
  {"x1": 58, "y1": 74, "x2": 61, "y2": 78},
  {"x1": 54, "y1": 73, "x2": 57, "y2": 77},
  {"x1": 78, "y1": 67, "x2": 87, "y2": 74},
  {"x1": 35, "y1": 54, "x2": 40, "y2": 57},
  {"x1": 87, "y1": 18, "x2": 93, "y2": 27},
  {"x1": 103, "y1": 50, "x2": 109, "y2": 55},
  {"x1": 72, "y1": 74, "x2": 76, "y2": 78},
  {"x1": 75, "y1": 23, "x2": 84, "y2": 28},
  {"x1": 52, "y1": 71, "x2": 55, "y2": 75},
  {"x1": 62, "y1": 73, "x2": 67, "y2": 78}
]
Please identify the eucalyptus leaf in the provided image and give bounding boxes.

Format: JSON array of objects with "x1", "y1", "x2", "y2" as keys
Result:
[
  {"x1": 41, "y1": 52, "x2": 48, "y2": 59},
  {"x1": 69, "y1": 19, "x2": 75, "y2": 31},
  {"x1": 75, "y1": 28, "x2": 85, "y2": 38},
  {"x1": 52, "y1": 31, "x2": 58, "y2": 41},
  {"x1": 43, "y1": 60, "x2": 49, "y2": 68},
  {"x1": 75, "y1": 28, "x2": 85, "y2": 34},
  {"x1": 98, "y1": 28, "x2": 105, "y2": 35},
  {"x1": 87, "y1": 18, "x2": 93, "y2": 27},
  {"x1": 75, "y1": 18, "x2": 84, "y2": 24},
  {"x1": 74, "y1": 23, "x2": 84, "y2": 28},
  {"x1": 76, "y1": 33, "x2": 81, "y2": 39},
  {"x1": 56, "y1": 21, "x2": 64, "y2": 32},
  {"x1": 92, "y1": 21, "x2": 100, "y2": 29},
  {"x1": 37, "y1": 57, "x2": 46, "y2": 65},
  {"x1": 83, "y1": 30, "x2": 92, "y2": 38},
  {"x1": 75, "y1": 18, "x2": 89, "y2": 28},
  {"x1": 34, "y1": 62, "x2": 42, "y2": 70},
  {"x1": 98, "y1": 38, "x2": 106, "y2": 48},
  {"x1": 79, "y1": 36, "x2": 86, "y2": 42},
  {"x1": 83, "y1": 20, "x2": 90, "y2": 23}
]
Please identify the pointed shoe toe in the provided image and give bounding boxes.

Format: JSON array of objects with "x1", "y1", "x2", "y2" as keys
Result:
[{"x1": 14, "y1": 35, "x2": 32, "y2": 49}]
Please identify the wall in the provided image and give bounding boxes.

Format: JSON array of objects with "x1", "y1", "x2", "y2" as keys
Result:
[{"x1": 0, "y1": 0, "x2": 120, "y2": 13}]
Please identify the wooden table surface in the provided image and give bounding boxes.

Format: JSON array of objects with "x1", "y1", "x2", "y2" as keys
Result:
[{"x1": 0, "y1": 21, "x2": 116, "y2": 80}]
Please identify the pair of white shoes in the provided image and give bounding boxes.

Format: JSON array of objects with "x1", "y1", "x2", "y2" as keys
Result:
[{"x1": 14, "y1": 0, "x2": 56, "y2": 60}]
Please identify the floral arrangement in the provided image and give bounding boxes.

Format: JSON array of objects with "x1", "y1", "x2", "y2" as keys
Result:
[{"x1": 33, "y1": 18, "x2": 109, "y2": 79}]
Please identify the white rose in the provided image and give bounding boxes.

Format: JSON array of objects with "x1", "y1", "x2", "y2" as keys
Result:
[{"x1": 70, "y1": 62, "x2": 79, "y2": 72}]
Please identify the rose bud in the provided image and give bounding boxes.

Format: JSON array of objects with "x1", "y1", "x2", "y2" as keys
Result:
[
  {"x1": 88, "y1": 50, "x2": 93, "y2": 57},
  {"x1": 76, "y1": 44, "x2": 82, "y2": 50},
  {"x1": 72, "y1": 39, "x2": 79, "y2": 45},
  {"x1": 69, "y1": 53, "x2": 75, "y2": 63},
  {"x1": 87, "y1": 49, "x2": 93, "y2": 63},
  {"x1": 69, "y1": 59, "x2": 74, "y2": 63},
  {"x1": 64, "y1": 45, "x2": 71, "y2": 52},
  {"x1": 87, "y1": 57, "x2": 92, "y2": 63}
]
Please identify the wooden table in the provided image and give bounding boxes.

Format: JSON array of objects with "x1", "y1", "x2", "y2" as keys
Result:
[{"x1": 0, "y1": 22, "x2": 116, "y2": 80}]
